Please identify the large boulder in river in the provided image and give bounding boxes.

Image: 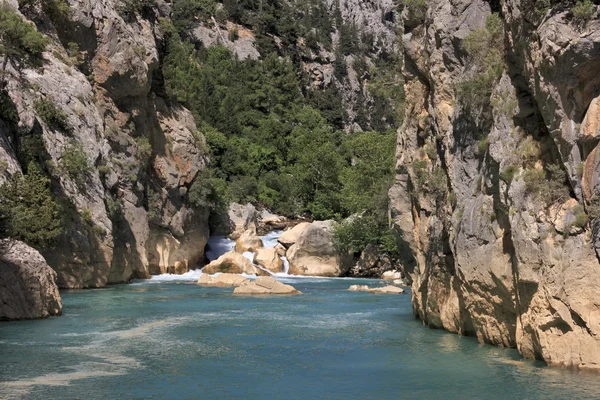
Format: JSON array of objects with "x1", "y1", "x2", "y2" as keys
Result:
[
  {"x1": 254, "y1": 248, "x2": 284, "y2": 273},
  {"x1": 287, "y1": 221, "x2": 352, "y2": 277},
  {"x1": 223, "y1": 203, "x2": 259, "y2": 239},
  {"x1": 202, "y1": 251, "x2": 265, "y2": 275},
  {"x1": 198, "y1": 273, "x2": 250, "y2": 287},
  {"x1": 0, "y1": 240, "x2": 63, "y2": 321},
  {"x1": 235, "y1": 229, "x2": 264, "y2": 253},
  {"x1": 233, "y1": 276, "x2": 301, "y2": 295},
  {"x1": 277, "y1": 222, "x2": 311, "y2": 248}
]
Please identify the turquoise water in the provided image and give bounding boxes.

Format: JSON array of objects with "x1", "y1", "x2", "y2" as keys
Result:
[{"x1": 1, "y1": 277, "x2": 599, "y2": 399}]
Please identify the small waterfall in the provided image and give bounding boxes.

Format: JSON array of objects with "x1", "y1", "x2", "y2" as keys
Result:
[{"x1": 152, "y1": 230, "x2": 288, "y2": 281}]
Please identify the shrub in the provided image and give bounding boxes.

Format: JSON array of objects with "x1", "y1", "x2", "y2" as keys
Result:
[
  {"x1": 478, "y1": 138, "x2": 489, "y2": 155},
  {"x1": 0, "y1": 2, "x2": 48, "y2": 84},
  {"x1": 34, "y1": 98, "x2": 70, "y2": 132},
  {"x1": 404, "y1": 0, "x2": 427, "y2": 23},
  {"x1": 333, "y1": 214, "x2": 396, "y2": 255},
  {"x1": 572, "y1": 0, "x2": 595, "y2": 23},
  {"x1": 60, "y1": 143, "x2": 90, "y2": 185},
  {"x1": 500, "y1": 165, "x2": 518, "y2": 184},
  {"x1": 0, "y1": 162, "x2": 63, "y2": 248},
  {"x1": 228, "y1": 28, "x2": 239, "y2": 42},
  {"x1": 457, "y1": 14, "x2": 505, "y2": 108},
  {"x1": 135, "y1": 137, "x2": 152, "y2": 164},
  {"x1": 572, "y1": 204, "x2": 588, "y2": 228},
  {"x1": 523, "y1": 164, "x2": 569, "y2": 207}
]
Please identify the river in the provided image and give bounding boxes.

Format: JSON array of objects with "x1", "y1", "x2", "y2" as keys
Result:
[{"x1": 1, "y1": 232, "x2": 599, "y2": 399}]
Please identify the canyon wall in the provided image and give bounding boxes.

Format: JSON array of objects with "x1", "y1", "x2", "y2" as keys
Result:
[
  {"x1": 391, "y1": 0, "x2": 600, "y2": 371},
  {"x1": 0, "y1": 0, "x2": 209, "y2": 288}
]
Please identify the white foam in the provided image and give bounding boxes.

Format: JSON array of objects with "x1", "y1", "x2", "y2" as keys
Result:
[
  {"x1": 149, "y1": 269, "x2": 202, "y2": 282},
  {"x1": 242, "y1": 251, "x2": 255, "y2": 263}
]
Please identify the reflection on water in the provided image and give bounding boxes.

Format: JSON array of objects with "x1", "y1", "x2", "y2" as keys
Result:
[{"x1": 1, "y1": 278, "x2": 599, "y2": 400}]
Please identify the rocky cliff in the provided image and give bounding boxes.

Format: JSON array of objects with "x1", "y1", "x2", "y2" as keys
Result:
[
  {"x1": 391, "y1": 0, "x2": 600, "y2": 371},
  {"x1": 0, "y1": 0, "x2": 209, "y2": 288}
]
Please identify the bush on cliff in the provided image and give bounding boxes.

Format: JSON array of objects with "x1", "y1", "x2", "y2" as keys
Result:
[
  {"x1": 0, "y1": 162, "x2": 63, "y2": 248},
  {"x1": 0, "y1": 2, "x2": 48, "y2": 86}
]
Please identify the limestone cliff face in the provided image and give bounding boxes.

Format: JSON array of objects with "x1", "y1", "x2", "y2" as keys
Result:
[
  {"x1": 0, "y1": 0, "x2": 209, "y2": 288},
  {"x1": 391, "y1": 0, "x2": 600, "y2": 371}
]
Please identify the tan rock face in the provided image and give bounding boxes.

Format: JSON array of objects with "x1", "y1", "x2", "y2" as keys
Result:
[
  {"x1": 391, "y1": 0, "x2": 600, "y2": 371},
  {"x1": 0, "y1": 240, "x2": 62, "y2": 320},
  {"x1": 254, "y1": 248, "x2": 284, "y2": 273},
  {"x1": 233, "y1": 277, "x2": 301, "y2": 295},
  {"x1": 235, "y1": 230, "x2": 264, "y2": 253},
  {"x1": 287, "y1": 221, "x2": 351, "y2": 277},
  {"x1": 227, "y1": 203, "x2": 259, "y2": 239},
  {"x1": 202, "y1": 251, "x2": 265, "y2": 276},
  {"x1": 0, "y1": 1, "x2": 210, "y2": 288},
  {"x1": 277, "y1": 222, "x2": 312, "y2": 248},
  {"x1": 197, "y1": 273, "x2": 250, "y2": 287}
]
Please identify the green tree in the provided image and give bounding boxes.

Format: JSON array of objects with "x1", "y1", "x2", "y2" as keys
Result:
[
  {"x1": 0, "y1": 162, "x2": 63, "y2": 248},
  {"x1": 0, "y1": 2, "x2": 48, "y2": 87}
]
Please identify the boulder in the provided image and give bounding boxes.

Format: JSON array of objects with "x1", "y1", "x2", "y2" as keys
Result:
[
  {"x1": 392, "y1": 279, "x2": 407, "y2": 286},
  {"x1": 287, "y1": 221, "x2": 352, "y2": 277},
  {"x1": 277, "y1": 222, "x2": 312, "y2": 248},
  {"x1": 257, "y1": 209, "x2": 288, "y2": 234},
  {"x1": 235, "y1": 229, "x2": 264, "y2": 253},
  {"x1": 228, "y1": 203, "x2": 259, "y2": 239},
  {"x1": 368, "y1": 285, "x2": 405, "y2": 294},
  {"x1": 274, "y1": 243, "x2": 287, "y2": 257},
  {"x1": 0, "y1": 240, "x2": 63, "y2": 321},
  {"x1": 198, "y1": 273, "x2": 250, "y2": 287},
  {"x1": 381, "y1": 271, "x2": 403, "y2": 280},
  {"x1": 348, "y1": 285, "x2": 370, "y2": 291},
  {"x1": 233, "y1": 276, "x2": 301, "y2": 295},
  {"x1": 202, "y1": 251, "x2": 266, "y2": 275},
  {"x1": 254, "y1": 248, "x2": 284, "y2": 273}
]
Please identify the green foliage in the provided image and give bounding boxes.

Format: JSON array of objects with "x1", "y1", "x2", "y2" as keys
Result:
[
  {"x1": 172, "y1": 0, "x2": 216, "y2": 32},
  {"x1": 135, "y1": 137, "x2": 152, "y2": 164},
  {"x1": 523, "y1": 164, "x2": 570, "y2": 207},
  {"x1": 34, "y1": 98, "x2": 70, "y2": 132},
  {"x1": 457, "y1": 13, "x2": 505, "y2": 108},
  {"x1": 0, "y1": 162, "x2": 63, "y2": 248},
  {"x1": 572, "y1": 204, "x2": 588, "y2": 228},
  {"x1": 478, "y1": 138, "x2": 489, "y2": 155},
  {"x1": 404, "y1": 0, "x2": 427, "y2": 23},
  {"x1": 339, "y1": 131, "x2": 396, "y2": 215},
  {"x1": 572, "y1": 0, "x2": 595, "y2": 23},
  {"x1": 18, "y1": 0, "x2": 72, "y2": 22},
  {"x1": 116, "y1": 0, "x2": 157, "y2": 20},
  {"x1": 60, "y1": 143, "x2": 90, "y2": 186},
  {"x1": 0, "y1": 2, "x2": 49, "y2": 83},
  {"x1": 500, "y1": 165, "x2": 518, "y2": 184},
  {"x1": 333, "y1": 215, "x2": 397, "y2": 255}
]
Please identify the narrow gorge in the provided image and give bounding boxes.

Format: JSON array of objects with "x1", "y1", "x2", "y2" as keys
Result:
[{"x1": 0, "y1": 0, "x2": 600, "y2": 394}]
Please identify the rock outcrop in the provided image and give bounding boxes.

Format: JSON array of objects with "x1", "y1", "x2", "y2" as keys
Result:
[
  {"x1": 202, "y1": 251, "x2": 265, "y2": 276},
  {"x1": 234, "y1": 229, "x2": 264, "y2": 253},
  {"x1": 226, "y1": 203, "x2": 259, "y2": 239},
  {"x1": 254, "y1": 248, "x2": 284, "y2": 273},
  {"x1": 233, "y1": 276, "x2": 301, "y2": 295},
  {"x1": 287, "y1": 221, "x2": 351, "y2": 277},
  {"x1": 348, "y1": 284, "x2": 405, "y2": 294},
  {"x1": 277, "y1": 222, "x2": 312, "y2": 248},
  {"x1": 391, "y1": 0, "x2": 600, "y2": 371},
  {"x1": 0, "y1": 240, "x2": 62, "y2": 320},
  {"x1": 0, "y1": 1, "x2": 210, "y2": 288},
  {"x1": 197, "y1": 273, "x2": 250, "y2": 287}
]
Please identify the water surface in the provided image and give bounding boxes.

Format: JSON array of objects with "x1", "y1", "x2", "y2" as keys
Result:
[{"x1": 1, "y1": 277, "x2": 599, "y2": 399}]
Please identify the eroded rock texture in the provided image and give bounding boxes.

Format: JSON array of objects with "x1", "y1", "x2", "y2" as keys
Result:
[
  {"x1": 0, "y1": 240, "x2": 62, "y2": 321},
  {"x1": 0, "y1": 1, "x2": 209, "y2": 288},
  {"x1": 391, "y1": 0, "x2": 600, "y2": 371}
]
